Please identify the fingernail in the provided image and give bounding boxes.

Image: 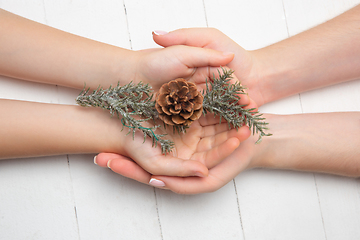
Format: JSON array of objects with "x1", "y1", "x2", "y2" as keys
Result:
[
  {"x1": 153, "y1": 30, "x2": 168, "y2": 36},
  {"x1": 107, "y1": 159, "x2": 112, "y2": 169},
  {"x1": 93, "y1": 155, "x2": 98, "y2": 165},
  {"x1": 195, "y1": 171, "x2": 206, "y2": 178},
  {"x1": 149, "y1": 178, "x2": 165, "y2": 187}
]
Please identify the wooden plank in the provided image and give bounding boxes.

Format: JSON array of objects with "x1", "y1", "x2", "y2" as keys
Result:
[
  {"x1": 156, "y1": 182, "x2": 244, "y2": 240},
  {"x1": 124, "y1": 0, "x2": 207, "y2": 50},
  {"x1": 236, "y1": 170, "x2": 326, "y2": 240},
  {"x1": 0, "y1": 157, "x2": 79, "y2": 240},
  {"x1": 314, "y1": 174, "x2": 360, "y2": 240},
  {"x1": 67, "y1": 154, "x2": 162, "y2": 240}
]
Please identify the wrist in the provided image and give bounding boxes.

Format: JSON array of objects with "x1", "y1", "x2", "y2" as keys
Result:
[{"x1": 248, "y1": 47, "x2": 298, "y2": 106}]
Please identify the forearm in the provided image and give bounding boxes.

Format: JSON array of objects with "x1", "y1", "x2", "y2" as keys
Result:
[
  {"x1": 251, "y1": 5, "x2": 360, "y2": 105},
  {"x1": 0, "y1": 99, "x2": 124, "y2": 159},
  {"x1": 0, "y1": 9, "x2": 136, "y2": 89},
  {"x1": 253, "y1": 113, "x2": 360, "y2": 177}
]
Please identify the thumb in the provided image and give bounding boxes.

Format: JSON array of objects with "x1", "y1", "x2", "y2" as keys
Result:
[{"x1": 169, "y1": 45, "x2": 234, "y2": 68}]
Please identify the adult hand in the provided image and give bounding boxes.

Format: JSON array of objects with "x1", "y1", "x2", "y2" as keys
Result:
[{"x1": 151, "y1": 28, "x2": 265, "y2": 106}]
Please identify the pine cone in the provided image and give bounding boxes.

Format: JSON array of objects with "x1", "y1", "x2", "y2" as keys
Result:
[{"x1": 155, "y1": 78, "x2": 203, "y2": 127}]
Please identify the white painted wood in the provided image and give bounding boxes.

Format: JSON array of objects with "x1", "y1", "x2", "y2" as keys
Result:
[
  {"x1": 67, "y1": 154, "x2": 162, "y2": 240},
  {"x1": 124, "y1": 0, "x2": 207, "y2": 50},
  {"x1": 1, "y1": 1, "x2": 360, "y2": 239},
  {"x1": 0, "y1": 156, "x2": 79, "y2": 239},
  {"x1": 236, "y1": 170, "x2": 326, "y2": 240},
  {"x1": 204, "y1": 0, "x2": 289, "y2": 50},
  {"x1": 156, "y1": 182, "x2": 244, "y2": 240},
  {"x1": 314, "y1": 174, "x2": 360, "y2": 240}
]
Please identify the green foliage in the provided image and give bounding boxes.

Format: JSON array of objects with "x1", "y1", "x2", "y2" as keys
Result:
[
  {"x1": 76, "y1": 82, "x2": 174, "y2": 154},
  {"x1": 76, "y1": 69, "x2": 271, "y2": 154},
  {"x1": 202, "y1": 68, "x2": 272, "y2": 144}
]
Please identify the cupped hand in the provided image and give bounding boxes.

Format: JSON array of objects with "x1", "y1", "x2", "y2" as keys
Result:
[
  {"x1": 152, "y1": 28, "x2": 265, "y2": 106},
  {"x1": 95, "y1": 117, "x2": 259, "y2": 193},
  {"x1": 97, "y1": 112, "x2": 251, "y2": 179},
  {"x1": 95, "y1": 97, "x2": 259, "y2": 193}
]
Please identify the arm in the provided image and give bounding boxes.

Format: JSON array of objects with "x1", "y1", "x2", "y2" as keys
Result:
[
  {"x1": 0, "y1": 9, "x2": 252, "y2": 177},
  {"x1": 153, "y1": 4, "x2": 360, "y2": 106},
  {"x1": 98, "y1": 112, "x2": 360, "y2": 194},
  {"x1": 0, "y1": 8, "x2": 234, "y2": 90},
  {"x1": 0, "y1": 98, "x2": 251, "y2": 177}
]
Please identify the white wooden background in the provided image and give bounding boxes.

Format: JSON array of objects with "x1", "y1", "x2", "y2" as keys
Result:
[{"x1": 1, "y1": 1, "x2": 360, "y2": 239}]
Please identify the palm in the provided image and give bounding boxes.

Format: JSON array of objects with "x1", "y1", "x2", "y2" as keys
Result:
[
  {"x1": 152, "y1": 134, "x2": 259, "y2": 194},
  {"x1": 119, "y1": 112, "x2": 246, "y2": 177}
]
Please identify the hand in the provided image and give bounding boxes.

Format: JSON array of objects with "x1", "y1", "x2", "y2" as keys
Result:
[
  {"x1": 131, "y1": 45, "x2": 239, "y2": 92},
  {"x1": 151, "y1": 28, "x2": 265, "y2": 106},
  {"x1": 95, "y1": 125, "x2": 260, "y2": 193},
  {"x1": 95, "y1": 45, "x2": 253, "y2": 178},
  {"x1": 95, "y1": 97, "x2": 259, "y2": 192},
  {"x1": 96, "y1": 112, "x2": 251, "y2": 179}
]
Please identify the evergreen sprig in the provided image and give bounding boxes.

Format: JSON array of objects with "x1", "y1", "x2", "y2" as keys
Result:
[
  {"x1": 76, "y1": 69, "x2": 271, "y2": 155},
  {"x1": 202, "y1": 68, "x2": 272, "y2": 144},
  {"x1": 76, "y1": 82, "x2": 174, "y2": 154}
]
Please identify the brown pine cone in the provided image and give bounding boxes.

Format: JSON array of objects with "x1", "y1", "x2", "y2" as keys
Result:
[{"x1": 155, "y1": 78, "x2": 203, "y2": 127}]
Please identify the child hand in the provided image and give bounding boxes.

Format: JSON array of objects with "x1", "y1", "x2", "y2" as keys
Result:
[
  {"x1": 96, "y1": 112, "x2": 251, "y2": 179},
  {"x1": 94, "y1": 95, "x2": 258, "y2": 189}
]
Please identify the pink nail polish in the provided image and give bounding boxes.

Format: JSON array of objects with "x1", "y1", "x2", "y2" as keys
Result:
[
  {"x1": 153, "y1": 30, "x2": 168, "y2": 36},
  {"x1": 149, "y1": 178, "x2": 165, "y2": 187},
  {"x1": 107, "y1": 160, "x2": 112, "y2": 169}
]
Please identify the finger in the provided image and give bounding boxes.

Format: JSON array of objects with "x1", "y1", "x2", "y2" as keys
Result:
[
  {"x1": 195, "y1": 126, "x2": 251, "y2": 168},
  {"x1": 94, "y1": 152, "x2": 124, "y2": 167},
  {"x1": 136, "y1": 154, "x2": 209, "y2": 177},
  {"x1": 107, "y1": 156, "x2": 153, "y2": 184},
  {"x1": 170, "y1": 45, "x2": 234, "y2": 69},
  {"x1": 198, "y1": 125, "x2": 251, "y2": 151},
  {"x1": 200, "y1": 120, "x2": 235, "y2": 136},
  {"x1": 153, "y1": 28, "x2": 219, "y2": 48},
  {"x1": 193, "y1": 66, "x2": 250, "y2": 106},
  {"x1": 209, "y1": 66, "x2": 250, "y2": 106},
  {"x1": 152, "y1": 150, "x2": 249, "y2": 194},
  {"x1": 149, "y1": 176, "x2": 214, "y2": 194},
  {"x1": 244, "y1": 97, "x2": 258, "y2": 111}
]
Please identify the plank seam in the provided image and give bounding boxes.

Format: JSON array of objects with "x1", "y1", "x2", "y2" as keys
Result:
[
  {"x1": 154, "y1": 188, "x2": 164, "y2": 240},
  {"x1": 314, "y1": 174, "x2": 328, "y2": 240},
  {"x1": 233, "y1": 179, "x2": 246, "y2": 240},
  {"x1": 67, "y1": 156, "x2": 81, "y2": 240},
  {"x1": 202, "y1": 0, "x2": 209, "y2": 27},
  {"x1": 122, "y1": 0, "x2": 133, "y2": 50}
]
